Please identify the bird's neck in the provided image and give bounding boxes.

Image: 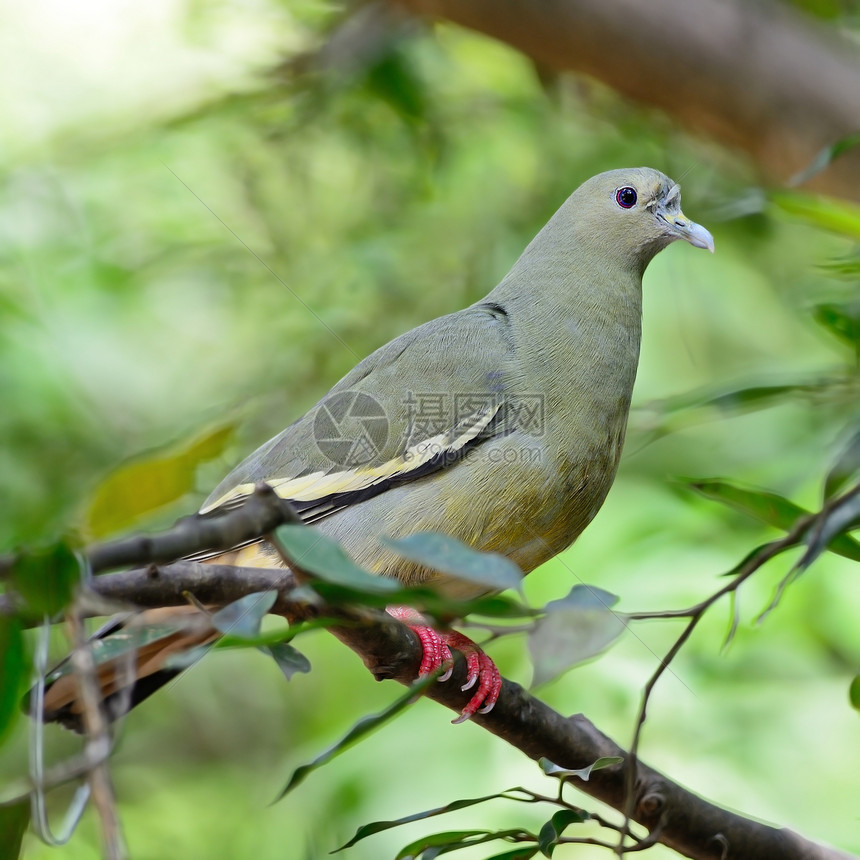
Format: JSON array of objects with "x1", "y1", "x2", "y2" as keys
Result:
[
  {"x1": 487, "y1": 215, "x2": 645, "y2": 355},
  {"x1": 484, "y1": 219, "x2": 644, "y2": 450}
]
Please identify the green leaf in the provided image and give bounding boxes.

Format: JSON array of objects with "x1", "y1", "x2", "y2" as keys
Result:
[
  {"x1": 633, "y1": 382, "x2": 815, "y2": 445},
  {"x1": 537, "y1": 809, "x2": 590, "y2": 856},
  {"x1": 383, "y1": 533, "x2": 523, "y2": 592},
  {"x1": 0, "y1": 617, "x2": 26, "y2": 742},
  {"x1": 849, "y1": 675, "x2": 860, "y2": 712},
  {"x1": 770, "y1": 191, "x2": 860, "y2": 240},
  {"x1": 335, "y1": 790, "x2": 530, "y2": 851},
  {"x1": 689, "y1": 479, "x2": 806, "y2": 529},
  {"x1": 85, "y1": 423, "x2": 234, "y2": 538},
  {"x1": 813, "y1": 302, "x2": 860, "y2": 348},
  {"x1": 723, "y1": 590, "x2": 741, "y2": 652},
  {"x1": 825, "y1": 428, "x2": 860, "y2": 499},
  {"x1": 0, "y1": 800, "x2": 29, "y2": 860},
  {"x1": 789, "y1": 132, "x2": 860, "y2": 185},
  {"x1": 456, "y1": 593, "x2": 535, "y2": 620},
  {"x1": 218, "y1": 617, "x2": 335, "y2": 649},
  {"x1": 10, "y1": 540, "x2": 80, "y2": 618},
  {"x1": 720, "y1": 539, "x2": 795, "y2": 577},
  {"x1": 483, "y1": 849, "x2": 539, "y2": 860},
  {"x1": 302, "y1": 580, "x2": 534, "y2": 621},
  {"x1": 275, "y1": 674, "x2": 436, "y2": 801},
  {"x1": 395, "y1": 830, "x2": 532, "y2": 859},
  {"x1": 819, "y1": 256, "x2": 860, "y2": 278},
  {"x1": 272, "y1": 524, "x2": 399, "y2": 594},
  {"x1": 700, "y1": 384, "x2": 812, "y2": 414},
  {"x1": 539, "y1": 756, "x2": 623, "y2": 782},
  {"x1": 162, "y1": 643, "x2": 213, "y2": 671},
  {"x1": 546, "y1": 585, "x2": 619, "y2": 612},
  {"x1": 797, "y1": 487, "x2": 860, "y2": 571},
  {"x1": 394, "y1": 830, "x2": 490, "y2": 859},
  {"x1": 528, "y1": 586, "x2": 625, "y2": 686},
  {"x1": 211, "y1": 590, "x2": 277, "y2": 639},
  {"x1": 687, "y1": 479, "x2": 860, "y2": 562},
  {"x1": 265, "y1": 642, "x2": 311, "y2": 680}
]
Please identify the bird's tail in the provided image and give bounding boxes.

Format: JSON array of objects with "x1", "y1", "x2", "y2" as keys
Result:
[
  {"x1": 35, "y1": 544, "x2": 276, "y2": 732},
  {"x1": 38, "y1": 605, "x2": 220, "y2": 733}
]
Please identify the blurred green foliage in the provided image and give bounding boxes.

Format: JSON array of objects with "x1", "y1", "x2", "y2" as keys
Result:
[{"x1": 1, "y1": 1, "x2": 859, "y2": 859}]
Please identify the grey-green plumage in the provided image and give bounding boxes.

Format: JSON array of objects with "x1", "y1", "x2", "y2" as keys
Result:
[{"x1": 205, "y1": 168, "x2": 713, "y2": 596}]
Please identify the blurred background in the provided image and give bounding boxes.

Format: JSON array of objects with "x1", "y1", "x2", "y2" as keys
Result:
[{"x1": 1, "y1": 0, "x2": 859, "y2": 857}]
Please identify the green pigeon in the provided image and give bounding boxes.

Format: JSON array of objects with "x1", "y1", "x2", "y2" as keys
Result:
[{"x1": 43, "y1": 167, "x2": 713, "y2": 728}]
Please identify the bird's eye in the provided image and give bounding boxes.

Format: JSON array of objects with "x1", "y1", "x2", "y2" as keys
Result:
[{"x1": 615, "y1": 187, "x2": 638, "y2": 209}]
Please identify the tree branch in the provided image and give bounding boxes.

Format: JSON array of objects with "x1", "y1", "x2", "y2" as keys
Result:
[
  {"x1": 385, "y1": 0, "x2": 860, "y2": 200},
  {"x1": 47, "y1": 559, "x2": 853, "y2": 860},
  {"x1": 84, "y1": 483, "x2": 301, "y2": 575},
  {"x1": 7, "y1": 483, "x2": 855, "y2": 858}
]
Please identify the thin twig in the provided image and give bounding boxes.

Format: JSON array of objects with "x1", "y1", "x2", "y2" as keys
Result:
[
  {"x1": 66, "y1": 603, "x2": 126, "y2": 860},
  {"x1": 28, "y1": 622, "x2": 91, "y2": 846},
  {"x1": 3, "y1": 739, "x2": 111, "y2": 807},
  {"x1": 617, "y1": 482, "x2": 860, "y2": 853}
]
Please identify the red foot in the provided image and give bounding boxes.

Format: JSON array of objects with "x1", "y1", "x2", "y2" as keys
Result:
[
  {"x1": 386, "y1": 605, "x2": 453, "y2": 679},
  {"x1": 386, "y1": 606, "x2": 501, "y2": 723},
  {"x1": 440, "y1": 630, "x2": 501, "y2": 723}
]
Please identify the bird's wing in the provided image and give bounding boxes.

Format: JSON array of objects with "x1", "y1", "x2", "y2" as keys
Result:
[{"x1": 199, "y1": 301, "x2": 517, "y2": 526}]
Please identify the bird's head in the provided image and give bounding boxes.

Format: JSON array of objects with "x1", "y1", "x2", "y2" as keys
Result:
[{"x1": 572, "y1": 167, "x2": 714, "y2": 270}]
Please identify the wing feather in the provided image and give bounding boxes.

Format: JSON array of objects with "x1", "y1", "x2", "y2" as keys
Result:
[{"x1": 199, "y1": 400, "x2": 502, "y2": 516}]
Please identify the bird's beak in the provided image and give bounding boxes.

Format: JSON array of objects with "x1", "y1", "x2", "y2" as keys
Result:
[{"x1": 658, "y1": 207, "x2": 715, "y2": 253}]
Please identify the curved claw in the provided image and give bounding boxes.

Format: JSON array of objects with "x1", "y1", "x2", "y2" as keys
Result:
[
  {"x1": 385, "y1": 607, "x2": 501, "y2": 723},
  {"x1": 441, "y1": 631, "x2": 501, "y2": 723},
  {"x1": 436, "y1": 643, "x2": 454, "y2": 681},
  {"x1": 459, "y1": 648, "x2": 482, "y2": 691}
]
